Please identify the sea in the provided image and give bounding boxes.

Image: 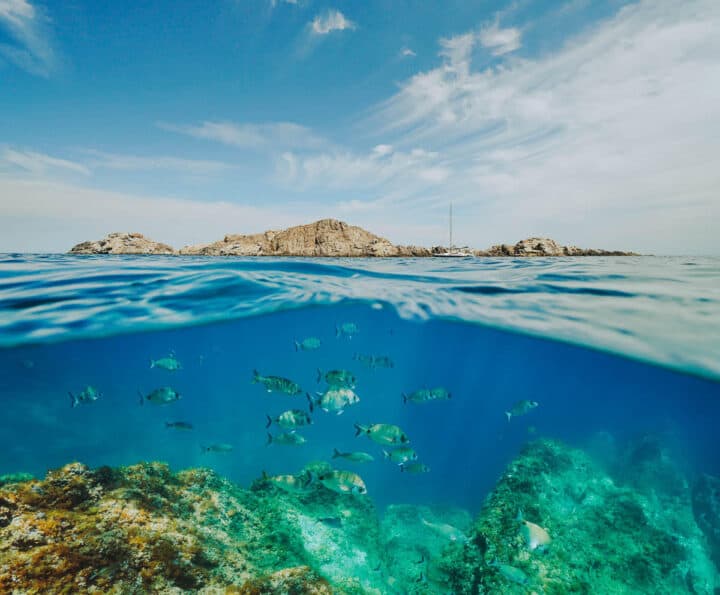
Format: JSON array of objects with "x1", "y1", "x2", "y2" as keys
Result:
[{"x1": 0, "y1": 254, "x2": 719, "y2": 591}]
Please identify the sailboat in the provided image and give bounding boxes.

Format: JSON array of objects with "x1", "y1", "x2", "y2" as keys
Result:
[{"x1": 434, "y1": 202, "x2": 474, "y2": 257}]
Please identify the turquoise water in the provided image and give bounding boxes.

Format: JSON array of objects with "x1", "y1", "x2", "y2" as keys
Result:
[{"x1": 0, "y1": 254, "x2": 719, "y2": 591}]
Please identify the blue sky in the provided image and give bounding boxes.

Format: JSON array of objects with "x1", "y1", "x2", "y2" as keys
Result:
[{"x1": 1, "y1": 0, "x2": 718, "y2": 253}]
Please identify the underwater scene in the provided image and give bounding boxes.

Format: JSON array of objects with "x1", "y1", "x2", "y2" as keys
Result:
[{"x1": 0, "y1": 255, "x2": 719, "y2": 594}]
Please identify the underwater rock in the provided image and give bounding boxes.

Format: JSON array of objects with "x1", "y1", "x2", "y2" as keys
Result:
[
  {"x1": 69, "y1": 232, "x2": 175, "y2": 255},
  {"x1": 440, "y1": 439, "x2": 717, "y2": 594},
  {"x1": 692, "y1": 474, "x2": 720, "y2": 568}
]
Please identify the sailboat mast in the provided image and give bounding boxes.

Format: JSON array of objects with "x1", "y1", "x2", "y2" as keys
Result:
[{"x1": 449, "y1": 202, "x2": 453, "y2": 249}]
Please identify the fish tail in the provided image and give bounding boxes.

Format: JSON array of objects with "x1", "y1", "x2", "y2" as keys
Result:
[
  {"x1": 164, "y1": 421, "x2": 171, "y2": 428},
  {"x1": 306, "y1": 393, "x2": 314, "y2": 413},
  {"x1": 335, "y1": 325, "x2": 340, "y2": 337},
  {"x1": 265, "y1": 414, "x2": 273, "y2": 429},
  {"x1": 332, "y1": 448, "x2": 340, "y2": 459},
  {"x1": 252, "y1": 369, "x2": 260, "y2": 384},
  {"x1": 294, "y1": 340, "x2": 299, "y2": 352},
  {"x1": 266, "y1": 433, "x2": 273, "y2": 446},
  {"x1": 68, "y1": 392, "x2": 77, "y2": 408},
  {"x1": 400, "y1": 464, "x2": 405, "y2": 472},
  {"x1": 383, "y1": 450, "x2": 390, "y2": 459},
  {"x1": 150, "y1": 359, "x2": 155, "y2": 369},
  {"x1": 353, "y1": 423, "x2": 365, "y2": 437},
  {"x1": 137, "y1": 389, "x2": 144, "y2": 406},
  {"x1": 402, "y1": 393, "x2": 407, "y2": 404},
  {"x1": 316, "y1": 368, "x2": 322, "y2": 383},
  {"x1": 505, "y1": 411, "x2": 512, "y2": 422}
]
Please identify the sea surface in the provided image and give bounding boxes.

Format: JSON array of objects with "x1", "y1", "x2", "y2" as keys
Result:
[{"x1": 0, "y1": 254, "x2": 719, "y2": 589}]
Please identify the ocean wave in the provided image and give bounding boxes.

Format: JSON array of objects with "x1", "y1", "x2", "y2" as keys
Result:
[{"x1": 0, "y1": 254, "x2": 718, "y2": 380}]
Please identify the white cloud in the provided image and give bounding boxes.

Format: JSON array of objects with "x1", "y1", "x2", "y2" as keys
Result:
[
  {"x1": 310, "y1": 9, "x2": 355, "y2": 35},
  {"x1": 1, "y1": 147, "x2": 89, "y2": 176},
  {"x1": 158, "y1": 120, "x2": 326, "y2": 151},
  {"x1": 83, "y1": 150, "x2": 234, "y2": 174},
  {"x1": 0, "y1": 0, "x2": 56, "y2": 76},
  {"x1": 400, "y1": 47, "x2": 416, "y2": 58},
  {"x1": 358, "y1": 0, "x2": 720, "y2": 253},
  {"x1": 478, "y1": 22, "x2": 522, "y2": 56}
]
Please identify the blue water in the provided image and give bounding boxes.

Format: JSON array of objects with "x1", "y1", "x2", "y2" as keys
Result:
[{"x1": 0, "y1": 255, "x2": 719, "y2": 512}]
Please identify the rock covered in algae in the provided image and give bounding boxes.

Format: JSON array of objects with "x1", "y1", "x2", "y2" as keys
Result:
[
  {"x1": 0, "y1": 460, "x2": 385, "y2": 593},
  {"x1": 693, "y1": 473, "x2": 720, "y2": 569},
  {"x1": 440, "y1": 439, "x2": 718, "y2": 594}
]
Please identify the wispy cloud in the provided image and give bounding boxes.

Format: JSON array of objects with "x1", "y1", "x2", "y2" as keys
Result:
[
  {"x1": 0, "y1": 147, "x2": 89, "y2": 176},
  {"x1": 83, "y1": 150, "x2": 234, "y2": 175},
  {"x1": 158, "y1": 120, "x2": 326, "y2": 151},
  {"x1": 0, "y1": 0, "x2": 56, "y2": 76},
  {"x1": 478, "y1": 22, "x2": 522, "y2": 56},
  {"x1": 400, "y1": 47, "x2": 416, "y2": 58},
  {"x1": 310, "y1": 9, "x2": 355, "y2": 35}
]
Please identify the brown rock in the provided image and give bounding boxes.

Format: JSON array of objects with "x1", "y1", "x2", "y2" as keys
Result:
[{"x1": 69, "y1": 232, "x2": 175, "y2": 255}]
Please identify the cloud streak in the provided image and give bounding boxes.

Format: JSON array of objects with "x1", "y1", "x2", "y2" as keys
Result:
[
  {"x1": 1, "y1": 147, "x2": 89, "y2": 176},
  {"x1": 0, "y1": 0, "x2": 56, "y2": 76}
]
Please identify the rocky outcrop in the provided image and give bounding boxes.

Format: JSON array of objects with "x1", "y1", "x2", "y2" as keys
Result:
[
  {"x1": 692, "y1": 474, "x2": 720, "y2": 568},
  {"x1": 477, "y1": 237, "x2": 637, "y2": 257},
  {"x1": 69, "y1": 232, "x2": 174, "y2": 255},
  {"x1": 69, "y1": 222, "x2": 635, "y2": 257}
]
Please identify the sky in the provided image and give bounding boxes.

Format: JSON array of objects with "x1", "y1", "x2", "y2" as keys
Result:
[{"x1": 1, "y1": 0, "x2": 718, "y2": 253}]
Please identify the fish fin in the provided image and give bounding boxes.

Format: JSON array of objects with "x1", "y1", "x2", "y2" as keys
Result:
[
  {"x1": 353, "y1": 423, "x2": 364, "y2": 437},
  {"x1": 266, "y1": 433, "x2": 273, "y2": 446},
  {"x1": 294, "y1": 340, "x2": 299, "y2": 352},
  {"x1": 316, "y1": 368, "x2": 322, "y2": 383},
  {"x1": 265, "y1": 415, "x2": 272, "y2": 429},
  {"x1": 402, "y1": 393, "x2": 407, "y2": 404},
  {"x1": 137, "y1": 389, "x2": 144, "y2": 406},
  {"x1": 400, "y1": 464, "x2": 405, "y2": 472},
  {"x1": 252, "y1": 369, "x2": 260, "y2": 384},
  {"x1": 332, "y1": 448, "x2": 340, "y2": 459},
  {"x1": 68, "y1": 392, "x2": 77, "y2": 408},
  {"x1": 306, "y1": 393, "x2": 314, "y2": 413},
  {"x1": 164, "y1": 421, "x2": 171, "y2": 428},
  {"x1": 415, "y1": 554, "x2": 425, "y2": 564},
  {"x1": 505, "y1": 411, "x2": 511, "y2": 422},
  {"x1": 150, "y1": 359, "x2": 155, "y2": 369},
  {"x1": 335, "y1": 326, "x2": 340, "y2": 337},
  {"x1": 337, "y1": 410, "x2": 344, "y2": 416}
]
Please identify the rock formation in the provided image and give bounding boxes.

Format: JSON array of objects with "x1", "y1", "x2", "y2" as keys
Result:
[
  {"x1": 69, "y1": 232, "x2": 174, "y2": 255},
  {"x1": 68, "y1": 220, "x2": 635, "y2": 257}
]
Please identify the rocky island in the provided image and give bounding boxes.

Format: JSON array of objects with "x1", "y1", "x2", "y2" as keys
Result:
[{"x1": 68, "y1": 219, "x2": 636, "y2": 257}]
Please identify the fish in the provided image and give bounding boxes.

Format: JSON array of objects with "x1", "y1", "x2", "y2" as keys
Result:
[
  {"x1": 266, "y1": 409, "x2": 312, "y2": 430},
  {"x1": 252, "y1": 370, "x2": 303, "y2": 396},
  {"x1": 420, "y1": 518, "x2": 468, "y2": 543},
  {"x1": 165, "y1": 421, "x2": 193, "y2": 430},
  {"x1": 317, "y1": 516, "x2": 343, "y2": 529},
  {"x1": 202, "y1": 443, "x2": 233, "y2": 453},
  {"x1": 336, "y1": 322, "x2": 359, "y2": 339},
  {"x1": 353, "y1": 353, "x2": 394, "y2": 369},
  {"x1": 309, "y1": 387, "x2": 360, "y2": 415},
  {"x1": 294, "y1": 337, "x2": 321, "y2": 351},
  {"x1": 316, "y1": 368, "x2": 356, "y2": 389},
  {"x1": 517, "y1": 510, "x2": 551, "y2": 551},
  {"x1": 138, "y1": 387, "x2": 181, "y2": 405},
  {"x1": 332, "y1": 449, "x2": 375, "y2": 463},
  {"x1": 150, "y1": 355, "x2": 182, "y2": 371},
  {"x1": 69, "y1": 386, "x2": 101, "y2": 408},
  {"x1": 383, "y1": 447, "x2": 418, "y2": 464},
  {"x1": 317, "y1": 469, "x2": 367, "y2": 495},
  {"x1": 488, "y1": 559, "x2": 529, "y2": 585},
  {"x1": 262, "y1": 471, "x2": 311, "y2": 493},
  {"x1": 354, "y1": 423, "x2": 410, "y2": 445},
  {"x1": 402, "y1": 387, "x2": 451, "y2": 404},
  {"x1": 266, "y1": 431, "x2": 307, "y2": 446},
  {"x1": 400, "y1": 462, "x2": 431, "y2": 474},
  {"x1": 505, "y1": 400, "x2": 539, "y2": 421}
]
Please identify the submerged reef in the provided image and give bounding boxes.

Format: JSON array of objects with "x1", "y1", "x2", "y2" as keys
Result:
[
  {"x1": 1, "y1": 441, "x2": 717, "y2": 593},
  {"x1": 441, "y1": 439, "x2": 718, "y2": 594}
]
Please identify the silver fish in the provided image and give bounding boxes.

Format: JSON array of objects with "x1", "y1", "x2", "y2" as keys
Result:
[
  {"x1": 165, "y1": 421, "x2": 193, "y2": 430},
  {"x1": 400, "y1": 462, "x2": 430, "y2": 474},
  {"x1": 150, "y1": 355, "x2": 182, "y2": 371},
  {"x1": 517, "y1": 510, "x2": 551, "y2": 551},
  {"x1": 505, "y1": 400, "x2": 539, "y2": 421},
  {"x1": 336, "y1": 322, "x2": 359, "y2": 339},
  {"x1": 353, "y1": 353, "x2": 394, "y2": 369},
  {"x1": 252, "y1": 370, "x2": 303, "y2": 396},
  {"x1": 139, "y1": 387, "x2": 180, "y2": 405},
  {"x1": 317, "y1": 368, "x2": 356, "y2": 389},
  {"x1": 318, "y1": 469, "x2": 367, "y2": 495},
  {"x1": 202, "y1": 443, "x2": 233, "y2": 453},
  {"x1": 421, "y1": 518, "x2": 467, "y2": 542},
  {"x1": 69, "y1": 385, "x2": 101, "y2": 408},
  {"x1": 354, "y1": 423, "x2": 410, "y2": 445},
  {"x1": 266, "y1": 431, "x2": 307, "y2": 446},
  {"x1": 383, "y1": 446, "x2": 418, "y2": 464},
  {"x1": 332, "y1": 449, "x2": 374, "y2": 463},
  {"x1": 266, "y1": 409, "x2": 312, "y2": 430},
  {"x1": 294, "y1": 337, "x2": 321, "y2": 351},
  {"x1": 402, "y1": 387, "x2": 451, "y2": 404},
  {"x1": 262, "y1": 471, "x2": 311, "y2": 493},
  {"x1": 309, "y1": 387, "x2": 360, "y2": 415},
  {"x1": 489, "y1": 559, "x2": 529, "y2": 585}
]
